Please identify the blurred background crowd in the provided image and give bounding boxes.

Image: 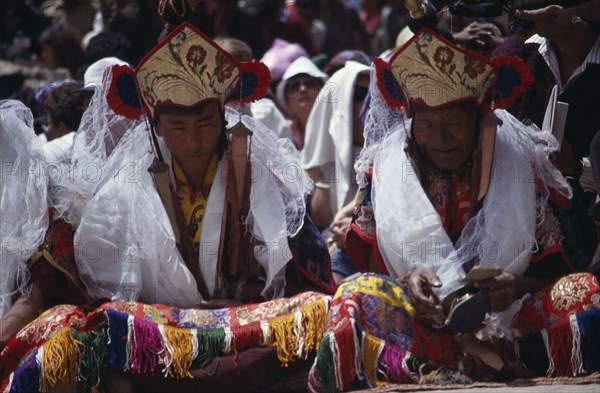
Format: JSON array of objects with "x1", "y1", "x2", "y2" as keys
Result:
[{"x1": 0, "y1": 0, "x2": 511, "y2": 136}]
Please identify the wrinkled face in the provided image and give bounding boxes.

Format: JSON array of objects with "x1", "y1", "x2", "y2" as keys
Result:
[
  {"x1": 412, "y1": 103, "x2": 478, "y2": 171},
  {"x1": 154, "y1": 102, "x2": 222, "y2": 171}
]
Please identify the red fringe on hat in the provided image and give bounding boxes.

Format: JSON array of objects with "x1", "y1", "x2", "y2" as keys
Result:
[
  {"x1": 487, "y1": 56, "x2": 534, "y2": 111},
  {"x1": 228, "y1": 60, "x2": 271, "y2": 105},
  {"x1": 374, "y1": 57, "x2": 406, "y2": 110},
  {"x1": 106, "y1": 64, "x2": 143, "y2": 120}
]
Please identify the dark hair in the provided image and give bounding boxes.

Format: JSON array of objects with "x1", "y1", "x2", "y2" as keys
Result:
[
  {"x1": 39, "y1": 22, "x2": 85, "y2": 78},
  {"x1": 11, "y1": 86, "x2": 45, "y2": 135},
  {"x1": 85, "y1": 31, "x2": 132, "y2": 64},
  {"x1": 154, "y1": 103, "x2": 229, "y2": 159},
  {"x1": 239, "y1": 0, "x2": 281, "y2": 22},
  {"x1": 100, "y1": 0, "x2": 164, "y2": 64},
  {"x1": 323, "y1": 50, "x2": 371, "y2": 76},
  {"x1": 295, "y1": 0, "x2": 321, "y2": 13},
  {"x1": 42, "y1": 81, "x2": 86, "y2": 131}
]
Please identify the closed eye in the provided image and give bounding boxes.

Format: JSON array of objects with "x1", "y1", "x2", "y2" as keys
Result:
[{"x1": 197, "y1": 121, "x2": 214, "y2": 128}]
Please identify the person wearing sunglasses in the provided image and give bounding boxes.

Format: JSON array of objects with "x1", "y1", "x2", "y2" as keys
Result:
[{"x1": 276, "y1": 56, "x2": 328, "y2": 150}]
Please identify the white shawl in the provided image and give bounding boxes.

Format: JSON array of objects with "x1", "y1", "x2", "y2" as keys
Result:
[
  {"x1": 0, "y1": 100, "x2": 49, "y2": 317},
  {"x1": 301, "y1": 60, "x2": 370, "y2": 216},
  {"x1": 75, "y1": 109, "x2": 311, "y2": 307}
]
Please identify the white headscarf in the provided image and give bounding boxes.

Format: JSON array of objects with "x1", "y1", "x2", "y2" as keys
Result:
[
  {"x1": 275, "y1": 56, "x2": 328, "y2": 110},
  {"x1": 0, "y1": 100, "x2": 49, "y2": 318},
  {"x1": 301, "y1": 60, "x2": 370, "y2": 216}
]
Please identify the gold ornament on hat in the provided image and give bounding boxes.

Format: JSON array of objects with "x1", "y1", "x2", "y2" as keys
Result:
[
  {"x1": 374, "y1": 29, "x2": 533, "y2": 113},
  {"x1": 136, "y1": 24, "x2": 241, "y2": 121},
  {"x1": 405, "y1": 0, "x2": 428, "y2": 19},
  {"x1": 389, "y1": 30, "x2": 496, "y2": 110}
]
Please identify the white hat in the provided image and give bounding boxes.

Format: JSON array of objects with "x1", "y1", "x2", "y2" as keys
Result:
[
  {"x1": 276, "y1": 56, "x2": 328, "y2": 107},
  {"x1": 75, "y1": 56, "x2": 129, "y2": 92}
]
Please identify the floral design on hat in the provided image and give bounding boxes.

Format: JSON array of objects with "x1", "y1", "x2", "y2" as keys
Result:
[
  {"x1": 135, "y1": 23, "x2": 270, "y2": 121},
  {"x1": 375, "y1": 29, "x2": 533, "y2": 114}
]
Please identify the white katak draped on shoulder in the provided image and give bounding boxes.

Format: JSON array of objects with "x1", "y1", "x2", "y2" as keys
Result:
[
  {"x1": 0, "y1": 100, "x2": 49, "y2": 318},
  {"x1": 72, "y1": 77, "x2": 313, "y2": 307}
]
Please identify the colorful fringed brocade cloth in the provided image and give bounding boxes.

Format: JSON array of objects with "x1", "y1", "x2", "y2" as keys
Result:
[
  {"x1": 0, "y1": 292, "x2": 330, "y2": 392},
  {"x1": 309, "y1": 274, "x2": 422, "y2": 392},
  {"x1": 515, "y1": 273, "x2": 600, "y2": 378},
  {"x1": 308, "y1": 273, "x2": 600, "y2": 393}
]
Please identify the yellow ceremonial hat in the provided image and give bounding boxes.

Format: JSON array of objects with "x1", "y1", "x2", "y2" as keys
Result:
[
  {"x1": 136, "y1": 23, "x2": 270, "y2": 121},
  {"x1": 374, "y1": 29, "x2": 532, "y2": 113}
]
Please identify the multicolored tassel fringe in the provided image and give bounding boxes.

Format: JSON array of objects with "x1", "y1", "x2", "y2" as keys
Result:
[
  {"x1": 314, "y1": 334, "x2": 336, "y2": 393},
  {"x1": 3, "y1": 297, "x2": 331, "y2": 391},
  {"x1": 313, "y1": 318, "x2": 360, "y2": 392},
  {"x1": 569, "y1": 313, "x2": 583, "y2": 376},
  {"x1": 521, "y1": 309, "x2": 600, "y2": 378},
  {"x1": 314, "y1": 322, "x2": 421, "y2": 392},
  {"x1": 233, "y1": 323, "x2": 263, "y2": 353},
  {"x1": 336, "y1": 318, "x2": 361, "y2": 388},
  {"x1": 546, "y1": 320, "x2": 573, "y2": 377},
  {"x1": 163, "y1": 325, "x2": 196, "y2": 378}
]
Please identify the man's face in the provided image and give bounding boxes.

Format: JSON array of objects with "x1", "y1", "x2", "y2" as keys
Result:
[
  {"x1": 155, "y1": 102, "x2": 222, "y2": 170},
  {"x1": 412, "y1": 103, "x2": 478, "y2": 171}
]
